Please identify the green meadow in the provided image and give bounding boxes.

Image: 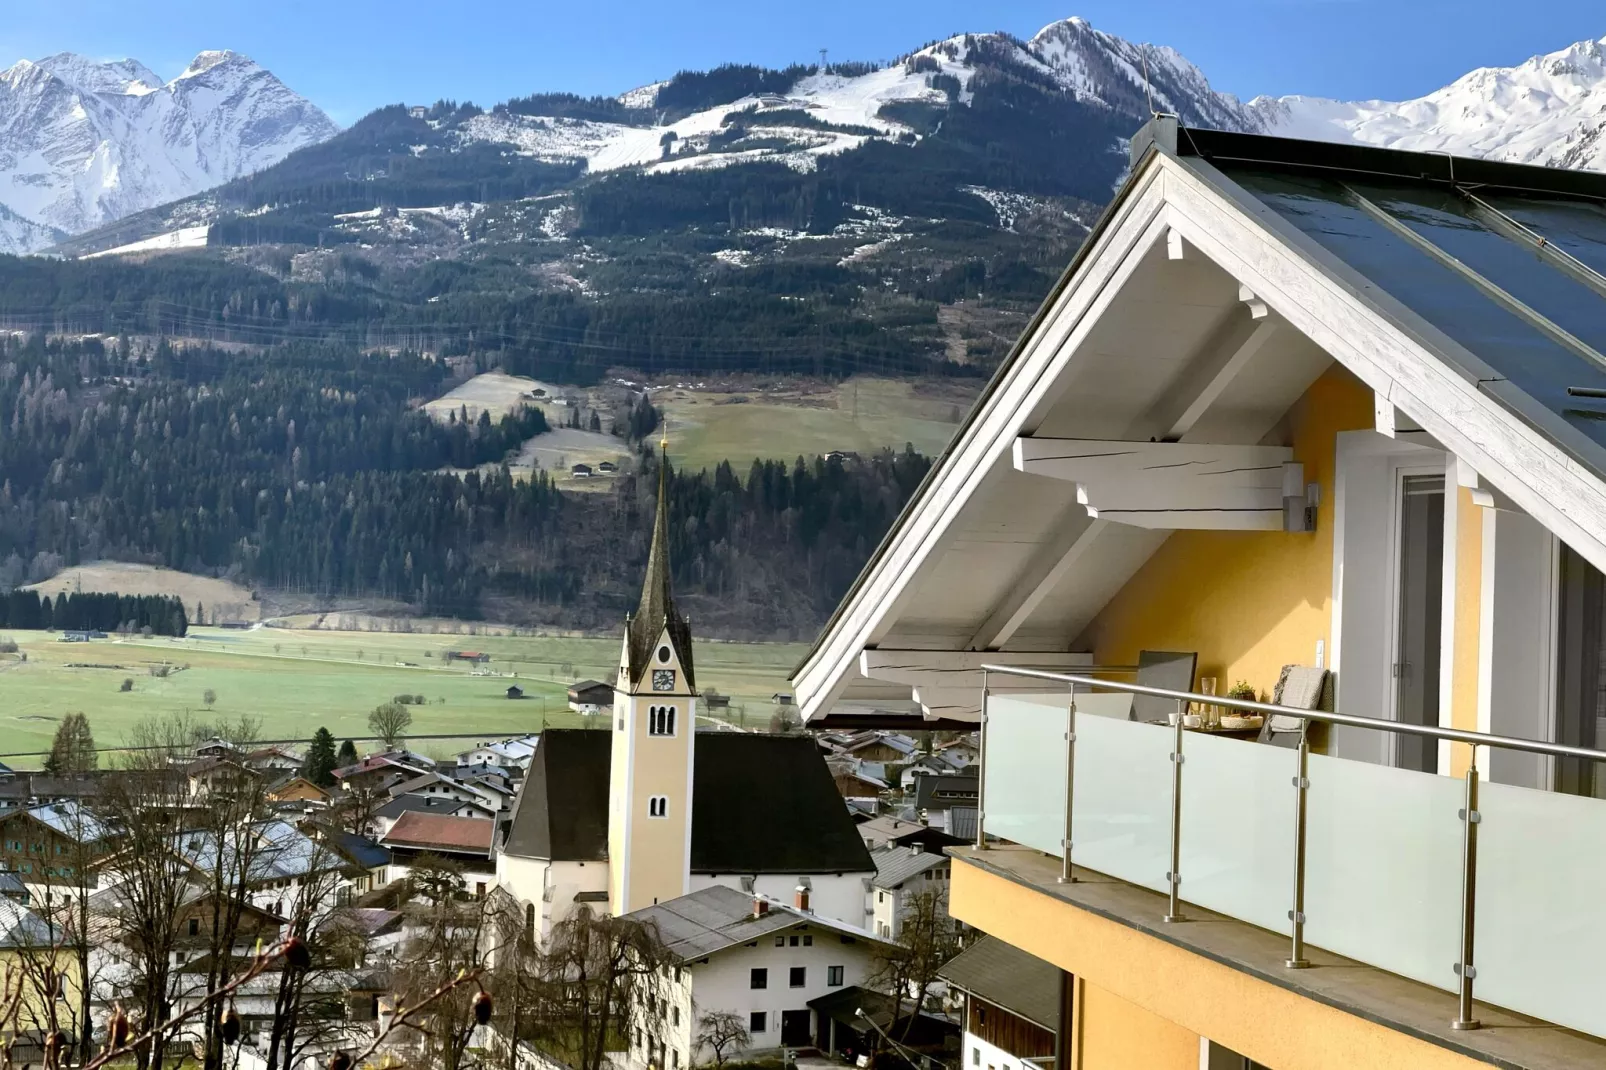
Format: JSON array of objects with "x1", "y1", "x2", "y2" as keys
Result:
[{"x1": 0, "y1": 627, "x2": 807, "y2": 764}]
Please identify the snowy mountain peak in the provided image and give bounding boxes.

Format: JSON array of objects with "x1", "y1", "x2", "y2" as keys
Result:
[
  {"x1": 1253, "y1": 33, "x2": 1606, "y2": 171},
  {"x1": 178, "y1": 50, "x2": 244, "y2": 80},
  {"x1": 34, "y1": 53, "x2": 163, "y2": 95},
  {"x1": 0, "y1": 48, "x2": 336, "y2": 250}
]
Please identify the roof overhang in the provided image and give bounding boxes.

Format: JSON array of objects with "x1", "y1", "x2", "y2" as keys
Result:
[{"x1": 793, "y1": 122, "x2": 1606, "y2": 724}]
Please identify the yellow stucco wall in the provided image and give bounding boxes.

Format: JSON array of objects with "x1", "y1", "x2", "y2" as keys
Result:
[
  {"x1": 1077, "y1": 978, "x2": 1198, "y2": 1070},
  {"x1": 609, "y1": 629, "x2": 695, "y2": 913},
  {"x1": 951, "y1": 859, "x2": 1489, "y2": 1070},
  {"x1": 1078, "y1": 365, "x2": 1375, "y2": 702},
  {"x1": 1447, "y1": 485, "x2": 1485, "y2": 778}
]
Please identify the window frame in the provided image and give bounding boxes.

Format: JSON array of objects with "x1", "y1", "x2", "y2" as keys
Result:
[{"x1": 749, "y1": 967, "x2": 767, "y2": 990}]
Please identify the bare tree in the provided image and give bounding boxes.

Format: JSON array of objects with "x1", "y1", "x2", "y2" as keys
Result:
[
  {"x1": 521, "y1": 905, "x2": 674, "y2": 1070},
  {"x1": 367, "y1": 702, "x2": 413, "y2": 751},
  {"x1": 869, "y1": 888, "x2": 962, "y2": 1045},
  {"x1": 695, "y1": 1009, "x2": 750, "y2": 1068},
  {"x1": 391, "y1": 856, "x2": 494, "y2": 1070}
]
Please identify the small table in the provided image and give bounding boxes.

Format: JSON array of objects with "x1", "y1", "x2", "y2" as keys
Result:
[{"x1": 1144, "y1": 719, "x2": 1263, "y2": 740}]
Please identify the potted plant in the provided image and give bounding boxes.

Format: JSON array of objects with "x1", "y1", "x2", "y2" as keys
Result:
[{"x1": 1221, "y1": 681, "x2": 1261, "y2": 731}]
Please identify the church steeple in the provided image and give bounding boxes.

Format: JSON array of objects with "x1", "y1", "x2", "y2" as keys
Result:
[
  {"x1": 624, "y1": 442, "x2": 695, "y2": 692},
  {"x1": 609, "y1": 435, "x2": 698, "y2": 915}
]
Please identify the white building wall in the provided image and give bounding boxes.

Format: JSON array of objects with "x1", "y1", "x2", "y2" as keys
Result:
[
  {"x1": 966, "y1": 1031, "x2": 1030, "y2": 1070},
  {"x1": 688, "y1": 872, "x2": 873, "y2": 930},
  {"x1": 622, "y1": 920, "x2": 880, "y2": 1070},
  {"x1": 495, "y1": 855, "x2": 609, "y2": 942}
]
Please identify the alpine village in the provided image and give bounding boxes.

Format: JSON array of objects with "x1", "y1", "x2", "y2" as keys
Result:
[{"x1": 5, "y1": 11, "x2": 1606, "y2": 1070}]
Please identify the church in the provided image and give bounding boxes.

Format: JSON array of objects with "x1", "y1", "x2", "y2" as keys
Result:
[{"x1": 496, "y1": 448, "x2": 874, "y2": 937}]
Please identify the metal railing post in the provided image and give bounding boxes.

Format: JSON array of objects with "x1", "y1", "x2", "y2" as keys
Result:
[
  {"x1": 1060, "y1": 686, "x2": 1077, "y2": 884},
  {"x1": 1287, "y1": 722, "x2": 1311, "y2": 968},
  {"x1": 1452, "y1": 760, "x2": 1482, "y2": 1030},
  {"x1": 1164, "y1": 698, "x2": 1187, "y2": 923},
  {"x1": 976, "y1": 669, "x2": 990, "y2": 851}
]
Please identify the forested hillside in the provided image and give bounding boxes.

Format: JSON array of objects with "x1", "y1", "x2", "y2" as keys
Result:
[{"x1": 0, "y1": 336, "x2": 929, "y2": 635}]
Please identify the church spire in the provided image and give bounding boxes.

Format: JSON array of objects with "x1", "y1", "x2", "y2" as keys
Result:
[{"x1": 625, "y1": 436, "x2": 695, "y2": 691}]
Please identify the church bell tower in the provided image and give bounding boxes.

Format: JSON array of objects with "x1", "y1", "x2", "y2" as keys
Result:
[{"x1": 608, "y1": 441, "x2": 697, "y2": 914}]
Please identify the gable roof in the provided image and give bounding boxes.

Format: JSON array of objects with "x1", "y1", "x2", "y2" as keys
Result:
[
  {"x1": 914, "y1": 772, "x2": 979, "y2": 811},
  {"x1": 790, "y1": 121, "x2": 1606, "y2": 725},
  {"x1": 376, "y1": 794, "x2": 489, "y2": 821},
  {"x1": 938, "y1": 935, "x2": 1061, "y2": 1031},
  {"x1": 626, "y1": 884, "x2": 878, "y2": 963},
  {"x1": 871, "y1": 844, "x2": 948, "y2": 889},
  {"x1": 503, "y1": 730, "x2": 873, "y2": 875},
  {"x1": 381, "y1": 812, "x2": 493, "y2": 856}
]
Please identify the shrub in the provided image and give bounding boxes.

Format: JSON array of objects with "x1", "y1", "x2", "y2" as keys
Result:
[{"x1": 119, "y1": 678, "x2": 133, "y2": 692}]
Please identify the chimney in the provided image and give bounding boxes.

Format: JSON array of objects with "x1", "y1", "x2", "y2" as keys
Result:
[
  {"x1": 794, "y1": 884, "x2": 811, "y2": 913},
  {"x1": 909, "y1": 843, "x2": 923, "y2": 857},
  {"x1": 752, "y1": 897, "x2": 769, "y2": 918}
]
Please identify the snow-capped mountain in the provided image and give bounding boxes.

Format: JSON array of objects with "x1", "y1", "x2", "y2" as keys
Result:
[
  {"x1": 0, "y1": 49, "x2": 336, "y2": 251},
  {"x1": 459, "y1": 18, "x2": 1255, "y2": 178},
  {"x1": 1252, "y1": 36, "x2": 1606, "y2": 171}
]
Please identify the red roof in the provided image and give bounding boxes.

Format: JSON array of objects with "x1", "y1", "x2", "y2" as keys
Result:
[{"x1": 381, "y1": 812, "x2": 493, "y2": 856}]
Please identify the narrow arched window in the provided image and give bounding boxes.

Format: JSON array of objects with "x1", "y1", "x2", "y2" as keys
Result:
[{"x1": 648, "y1": 795, "x2": 669, "y2": 819}]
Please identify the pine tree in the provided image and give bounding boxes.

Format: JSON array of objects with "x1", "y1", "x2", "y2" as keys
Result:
[
  {"x1": 337, "y1": 739, "x2": 358, "y2": 767},
  {"x1": 304, "y1": 727, "x2": 338, "y2": 787},
  {"x1": 44, "y1": 712, "x2": 97, "y2": 776}
]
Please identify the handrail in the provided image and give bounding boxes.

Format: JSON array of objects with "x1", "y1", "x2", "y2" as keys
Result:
[{"x1": 979, "y1": 663, "x2": 1606, "y2": 764}]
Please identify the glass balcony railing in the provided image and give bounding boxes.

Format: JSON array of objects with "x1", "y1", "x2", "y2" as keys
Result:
[{"x1": 975, "y1": 670, "x2": 1606, "y2": 1043}]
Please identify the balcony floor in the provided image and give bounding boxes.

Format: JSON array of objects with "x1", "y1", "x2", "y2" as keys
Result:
[{"x1": 951, "y1": 845, "x2": 1606, "y2": 1070}]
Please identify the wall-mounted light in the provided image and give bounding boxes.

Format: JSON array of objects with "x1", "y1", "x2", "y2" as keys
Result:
[{"x1": 1282, "y1": 463, "x2": 1319, "y2": 533}]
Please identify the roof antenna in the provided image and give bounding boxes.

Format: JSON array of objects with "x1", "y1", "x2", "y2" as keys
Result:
[{"x1": 1142, "y1": 43, "x2": 1155, "y2": 118}]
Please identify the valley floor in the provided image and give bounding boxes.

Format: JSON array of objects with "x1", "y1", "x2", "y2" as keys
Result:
[{"x1": 0, "y1": 626, "x2": 806, "y2": 762}]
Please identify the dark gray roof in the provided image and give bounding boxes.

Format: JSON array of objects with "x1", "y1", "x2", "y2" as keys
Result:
[
  {"x1": 376, "y1": 794, "x2": 483, "y2": 821},
  {"x1": 502, "y1": 730, "x2": 612, "y2": 861},
  {"x1": 938, "y1": 936, "x2": 1061, "y2": 1031},
  {"x1": 690, "y1": 734, "x2": 873, "y2": 874},
  {"x1": 914, "y1": 771, "x2": 979, "y2": 812},
  {"x1": 503, "y1": 730, "x2": 874, "y2": 875},
  {"x1": 627, "y1": 884, "x2": 873, "y2": 962},
  {"x1": 870, "y1": 845, "x2": 948, "y2": 889}
]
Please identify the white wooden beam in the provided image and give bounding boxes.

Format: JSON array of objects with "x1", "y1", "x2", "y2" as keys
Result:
[
  {"x1": 1013, "y1": 438, "x2": 1292, "y2": 530},
  {"x1": 1238, "y1": 283, "x2": 1268, "y2": 319},
  {"x1": 966, "y1": 509, "x2": 1105, "y2": 650},
  {"x1": 856, "y1": 649, "x2": 1094, "y2": 723},
  {"x1": 1136, "y1": 315, "x2": 1278, "y2": 442},
  {"x1": 859, "y1": 649, "x2": 1092, "y2": 687},
  {"x1": 1373, "y1": 392, "x2": 1427, "y2": 439}
]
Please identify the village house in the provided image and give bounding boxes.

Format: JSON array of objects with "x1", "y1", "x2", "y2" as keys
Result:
[
  {"x1": 793, "y1": 121, "x2": 1606, "y2": 1067},
  {"x1": 373, "y1": 793, "x2": 493, "y2": 838},
  {"x1": 567, "y1": 679, "x2": 614, "y2": 714},
  {"x1": 0, "y1": 801, "x2": 114, "y2": 902},
  {"x1": 856, "y1": 815, "x2": 965, "y2": 854},
  {"x1": 938, "y1": 937, "x2": 1062, "y2": 1070},
  {"x1": 869, "y1": 843, "x2": 950, "y2": 940},
  {"x1": 620, "y1": 885, "x2": 887, "y2": 1070},
  {"x1": 380, "y1": 812, "x2": 495, "y2": 897}
]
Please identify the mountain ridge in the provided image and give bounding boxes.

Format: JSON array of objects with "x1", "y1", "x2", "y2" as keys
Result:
[{"x1": 0, "y1": 49, "x2": 336, "y2": 250}]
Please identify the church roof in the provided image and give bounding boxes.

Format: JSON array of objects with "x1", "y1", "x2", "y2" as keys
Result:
[
  {"x1": 501, "y1": 730, "x2": 873, "y2": 875},
  {"x1": 501, "y1": 729, "x2": 612, "y2": 862},
  {"x1": 625, "y1": 450, "x2": 696, "y2": 692}
]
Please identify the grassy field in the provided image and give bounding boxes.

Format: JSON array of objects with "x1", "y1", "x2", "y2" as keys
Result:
[
  {"x1": 0, "y1": 626, "x2": 806, "y2": 764},
  {"x1": 655, "y1": 377, "x2": 969, "y2": 474}
]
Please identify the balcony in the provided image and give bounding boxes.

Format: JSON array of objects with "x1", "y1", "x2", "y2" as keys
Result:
[{"x1": 964, "y1": 670, "x2": 1606, "y2": 1066}]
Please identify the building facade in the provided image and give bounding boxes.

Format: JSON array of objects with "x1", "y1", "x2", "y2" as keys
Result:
[{"x1": 795, "y1": 122, "x2": 1606, "y2": 1068}]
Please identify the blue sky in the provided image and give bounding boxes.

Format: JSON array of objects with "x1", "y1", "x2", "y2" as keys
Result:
[{"x1": 2, "y1": 0, "x2": 1602, "y2": 125}]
